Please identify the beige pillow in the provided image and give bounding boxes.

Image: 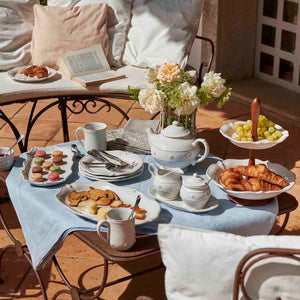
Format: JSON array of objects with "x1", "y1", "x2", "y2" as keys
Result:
[{"x1": 31, "y1": 4, "x2": 109, "y2": 69}]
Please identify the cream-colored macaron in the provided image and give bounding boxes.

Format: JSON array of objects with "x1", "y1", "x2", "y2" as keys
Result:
[
  {"x1": 31, "y1": 173, "x2": 43, "y2": 182},
  {"x1": 42, "y1": 161, "x2": 53, "y2": 170}
]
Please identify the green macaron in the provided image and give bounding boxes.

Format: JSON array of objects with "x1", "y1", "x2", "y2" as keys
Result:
[
  {"x1": 50, "y1": 165, "x2": 62, "y2": 174},
  {"x1": 34, "y1": 157, "x2": 45, "y2": 166}
]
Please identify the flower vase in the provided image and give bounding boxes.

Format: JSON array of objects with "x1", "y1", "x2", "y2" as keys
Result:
[{"x1": 160, "y1": 107, "x2": 196, "y2": 136}]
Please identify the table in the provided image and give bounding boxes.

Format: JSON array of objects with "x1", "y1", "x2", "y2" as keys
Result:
[{"x1": 3, "y1": 141, "x2": 279, "y2": 298}]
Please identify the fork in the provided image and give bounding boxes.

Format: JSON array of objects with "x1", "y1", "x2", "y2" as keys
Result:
[{"x1": 99, "y1": 150, "x2": 128, "y2": 166}]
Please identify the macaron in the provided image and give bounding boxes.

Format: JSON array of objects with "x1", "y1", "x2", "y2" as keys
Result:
[
  {"x1": 50, "y1": 165, "x2": 62, "y2": 174},
  {"x1": 52, "y1": 150, "x2": 63, "y2": 158},
  {"x1": 32, "y1": 166, "x2": 43, "y2": 173},
  {"x1": 42, "y1": 161, "x2": 53, "y2": 170},
  {"x1": 48, "y1": 172, "x2": 60, "y2": 182},
  {"x1": 34, "y1": 157, "x2": 45, "y2": 166},
  {"x1": 52, "y1": 156, "x2": 63, "y2": 165},
  {"x1": 31, "y1": 173, "x2": 43, "y2": 182},
  {"x1": 35, "y1": 150, "x2": 47, "y2": 158}
]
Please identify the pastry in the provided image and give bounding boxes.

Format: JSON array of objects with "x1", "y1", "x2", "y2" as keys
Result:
[
  {"x1": 50, "y1": 165, "x2": 62, "y2": 174},
  {"x1": 219, "y1": 168, "x2": 246, "y2": 191},
  {"x1": 35, "y1": 66, "x2": 48, "y2": 79},
  {"x1": 88, "y1": 189, "x2": 106, "y2": 200},
  {"x1": 48, "y1": 172, "x2": 60, "y2": 182},
  {"x1": 78, "y1": 200, "x2": 97, "y2": 214},
  {"x1": 245, "y1": 177, "x2": 281, "y2": 192},
  {"x1": 24, "y1": 65, "x2": 38, "y2": 77},
  {"x1": 31, "y1": 173, "x2": 43, "y2": 182},
  {"x1": 97, "y1": 207, "x2": 112, "y2": 220},
  {"x1": 52, "y1": 150, "x2": 63, "y2": 158},
  {"x1": 43, "y1": 161, "x2": 53, "y2": 170},
  {"x1": 68, "y1": 191, "x2": 89, "y2": 206},
  {"x1": 52, "y1": 156, "x2": 63, "y2": 165},
  {"x1": 234, "y1": 165, "x2": 288, "y2": 187},
  {"x1": 32, "y1": 166, "x2": 43, "y2": 173},
  {"x1": 110, "y1": 200, "x2": 123, "y2": 208},
  {"x1": 35, "y1": 150, "x2": 47, "y2": 158},
  {"x1": 34, "y1": 157, "x2": 45, "y2": 166}
]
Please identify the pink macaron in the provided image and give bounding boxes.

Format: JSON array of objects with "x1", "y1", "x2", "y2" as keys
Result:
[
  {"x1": 36, "y1": 150, "x2": 47, "y2": 158},
  {"x1": 48, "y1": 172, "x2": 60, "y2": 182}
]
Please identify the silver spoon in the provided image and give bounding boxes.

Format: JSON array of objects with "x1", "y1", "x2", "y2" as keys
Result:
[
  {"x1": 71, "y1": 144, "x2": 83, "y2": 158},
  {"x1": 128, "y1": 195, "x2": 141, "y2": 219},
  {"x1": 5, "y1": 134, "x2": 24, "y2": 156}
]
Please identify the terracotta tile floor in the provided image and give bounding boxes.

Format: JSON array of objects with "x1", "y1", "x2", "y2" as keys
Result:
[{"x1": 0, "y1": 97, "x2": 299, "y2": 299}]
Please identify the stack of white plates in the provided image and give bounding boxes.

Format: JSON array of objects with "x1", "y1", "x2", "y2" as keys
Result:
[{"x1": 79, "y1": 150, "x2": 144, "y2": 182}]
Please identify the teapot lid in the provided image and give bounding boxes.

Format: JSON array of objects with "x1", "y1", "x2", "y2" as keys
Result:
[
  {"x1": 161, "y1": 121, "x2": 191, "y2": 138},
  {"x1": 183, "y1": 173, "x2": 209, "y2": 190}
]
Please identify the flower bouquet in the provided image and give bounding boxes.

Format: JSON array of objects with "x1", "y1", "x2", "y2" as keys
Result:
[{"x1": 128, "y1": 62, "x2": 231, "y2": 134}]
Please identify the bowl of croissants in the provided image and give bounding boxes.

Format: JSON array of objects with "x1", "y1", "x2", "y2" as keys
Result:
[{"x1": 206, "y1": 159, "x2": 295, "y2": 200}]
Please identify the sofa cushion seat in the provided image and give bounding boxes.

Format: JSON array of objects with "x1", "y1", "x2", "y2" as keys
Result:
[{"x1": 0, "y1": 65, "x2": 197, "y2": 104}]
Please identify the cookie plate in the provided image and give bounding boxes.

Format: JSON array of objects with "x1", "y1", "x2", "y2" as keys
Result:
[
  {"x1": 22, "y1": 146, "x2": 74, "y2": 186},
  {"x1": 56, "y1": 181, "x2": 161, "y2": 225}
]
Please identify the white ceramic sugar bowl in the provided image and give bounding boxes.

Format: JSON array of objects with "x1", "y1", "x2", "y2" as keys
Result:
[{"x1": 180, "y1": 173, "x2": 211, "y2": 209}]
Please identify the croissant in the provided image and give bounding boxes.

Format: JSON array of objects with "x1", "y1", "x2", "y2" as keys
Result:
[
  {"x1": 234, "y1": 164, "x2": 288, "y2": 187},
  {"x1": 219, "y1": 168, "x2": 246, "y2": 191},
  {"x1": 245, "y1": 177, "x2": 282, "y2": 192},
  {"x1": 35, "y1": 66, "x2": 48, "y2": 79}
]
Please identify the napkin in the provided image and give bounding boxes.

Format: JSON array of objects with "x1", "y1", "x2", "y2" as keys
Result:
[{"x1": 106, "y1": 119, "x2": 160, "y2": 154}]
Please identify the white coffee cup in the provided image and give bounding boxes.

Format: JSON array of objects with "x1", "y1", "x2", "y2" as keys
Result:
[
  {"x1": 75, "y1": 122, "x2": 107, "y2": 152},
  {"x1": 97, "y1": 208, "x2": 136, "y2": 251}
]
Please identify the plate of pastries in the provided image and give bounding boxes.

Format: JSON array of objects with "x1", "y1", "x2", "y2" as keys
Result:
[
  {"x1": 8, "y1": 65, "x2": 57, "y2": 82},
  {"x1": 56, "y1": 181, "x2": 161, "y2": 225},
  {"x1": 206, "y1": 159, "x2": 295, "y2": 200},
  {"x1": 219, "y1": 115, "x2": 289, "y2": 150}
]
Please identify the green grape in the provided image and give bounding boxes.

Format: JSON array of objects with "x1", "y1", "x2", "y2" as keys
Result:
[
  {"x1": 233, "y1": 124, "x2": 241, "y2": 131},
  {"x1": 246, "y1": 120, "x2": 252, "y2": 126},
  {"x1": 268, "y1": 126, "x2": 275, "y2": 133},
  {"x1": 247, "y1": 137, "x2": 253, "y2": 142},
  {"x1": 272, "y1": 133, "x2": 277, "y2": 139},
  {"x1": 267, "y1": 135, "x2": 274, "y2": 141},
  {"x1": 275, "y1": 130, "x2": 282, "y2": 138},
  {"x1": 264, "y1": 131, "x2": 270, "y2": 138},
  {"x1": 261, "y1": 127, "x2": 267, "y2": 134},
  {"x1": 246, "y1": 132, "x2": 252, "y2": 138},
  {"x1": 234, "y1": 136, "x2": 241, "y2": 141},
  {"x1": 242, "y1": 137, "x2": 248, "y2": 141}
]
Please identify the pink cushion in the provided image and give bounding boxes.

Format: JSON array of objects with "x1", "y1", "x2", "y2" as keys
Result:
[{"x1": 31, "y1": 4, "x2": 109, "y2": 69}]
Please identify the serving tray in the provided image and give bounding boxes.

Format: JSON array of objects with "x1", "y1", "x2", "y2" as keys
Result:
[{"x1": 22, "y1": 146, "x2": 74, "y2": 186}]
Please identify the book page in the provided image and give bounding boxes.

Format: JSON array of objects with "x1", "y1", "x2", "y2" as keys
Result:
[
  {"x1": 74, "y1": 70, "x2": 120, "y2": 83},
  {"x1": 60, "y1": 44, "x2": 110, "y2": 77}
]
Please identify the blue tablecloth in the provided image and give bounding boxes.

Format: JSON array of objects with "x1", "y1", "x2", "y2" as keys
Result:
[{"x1": 6, "y1": 142, "x2": 278, "y2": 269}]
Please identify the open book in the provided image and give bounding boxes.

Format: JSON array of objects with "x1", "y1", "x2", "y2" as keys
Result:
[{"x1": 57, "y1": 44, "x2": 126, "y2": 87}]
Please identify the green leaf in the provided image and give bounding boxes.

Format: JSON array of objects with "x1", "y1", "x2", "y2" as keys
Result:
[
  {"x1": 181, "y1": 72, "x2": 194, "y2": 85},
  {"x1": 127, "y1": 86, "x2": 140, "y2": 101},
  {"x1": 216, "y1": 87, "x2": 231, "y2": 108}
]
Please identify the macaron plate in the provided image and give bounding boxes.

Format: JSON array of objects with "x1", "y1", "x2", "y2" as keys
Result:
[{"x1": 22, "y1": 146, "x2": 74, "y2": 186}]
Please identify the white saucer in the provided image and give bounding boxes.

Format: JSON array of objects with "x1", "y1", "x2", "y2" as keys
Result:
[{"x1": 148, "y1": 187, "x2": 219, "y2": 213}]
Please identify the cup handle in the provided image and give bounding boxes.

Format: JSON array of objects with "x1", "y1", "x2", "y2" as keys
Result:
[
  {"x1": 192, "y1": 138, "x2": 210, "y2": 164},
  {"x1": 96, "y1": 220, "x2": 111, "y2": 245},
  {"x1": 75, "y1": 127, "x2": 85, "y2": 150},
  {"x1": 148, "y1": 163, "x2": 158, "y2": 176}
]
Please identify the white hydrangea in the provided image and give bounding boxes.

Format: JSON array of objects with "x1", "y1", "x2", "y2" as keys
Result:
[
  {"x1": 201, "y1": 71, "x2": 226, "y2": 98},
  {"x1": 145, "y1": 66, "x2": 159, "y2": 83},
  {"x1": 138, "y1": 84, "x2": 165, "y2": 114},
  {"x1": 175, "y1": 82, "x2": 200, "y2": 115}
]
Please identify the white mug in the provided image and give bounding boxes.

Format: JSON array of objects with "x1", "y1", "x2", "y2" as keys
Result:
[
  {"x1": 97, "y1": 208, "x2": 136, "y2": 251},
  {"x1": 75, "y1": 122, "x2": 107, "y2": 151}
]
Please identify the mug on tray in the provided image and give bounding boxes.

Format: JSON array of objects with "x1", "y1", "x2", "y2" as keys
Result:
[
  {"x1": 97, "y1": 207, "x2": 136, "y2": 251},
  {"x1": 75, "y1": 122, "x2": 107, "y2": 151}
]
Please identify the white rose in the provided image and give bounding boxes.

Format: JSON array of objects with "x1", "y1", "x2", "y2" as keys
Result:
[
  {"x1": 138, "y1": 84, "x2": 165, "y2": 114},
  {"x1": 175, "y1": 82, "x2": 200, "y2": 116},
  {"x1": 145, "y1": 66, "x2": 159, "y2": 83},
  {"x1": 201, "y1": 71, "x2": 226, "y2": 98}
]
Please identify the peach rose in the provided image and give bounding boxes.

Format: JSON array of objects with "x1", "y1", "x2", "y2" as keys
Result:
[{"x1": 157, "y1": 62, "x2": 183, "y2": 84}]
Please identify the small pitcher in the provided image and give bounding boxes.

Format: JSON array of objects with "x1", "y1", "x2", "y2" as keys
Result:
[{"x1": 148, "y1": 163, "x2": 183, "y2": 200}]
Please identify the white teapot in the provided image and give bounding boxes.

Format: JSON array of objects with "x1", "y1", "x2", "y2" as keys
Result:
[{"x1": 146, "y1": 121, "x2": 209, "y2": 170}]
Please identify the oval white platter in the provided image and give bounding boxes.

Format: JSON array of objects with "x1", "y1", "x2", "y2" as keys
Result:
[
  {"x1": 22, "y1": 146, "x2": 74, "y2": 187},
  {"x1": 8, "y1": 66, "x2": 57, "y2": 83},
  {"x1": 219, "y1": 121, "x2": 289, "y2": 150},
  {"x1": 148, "y1": 186, "x2": 219, "y2": 213},
  {"x1": 206, "y1": 158, "x2": 295, "y2": 200},
  {"x1": 56, "y1": 181, "x2": 161, "y2": 226},
  {"x1": 79, "y1": 150, "x2": 144, "y2": 177}
]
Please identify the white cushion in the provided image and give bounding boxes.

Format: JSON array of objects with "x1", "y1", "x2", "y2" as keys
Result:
[
  {"x1": 47, "y1": 0, "x2": 132, "y2": 67},
  {"x1": 158, "y1": 224, "x2": 300, "y2": 300},
  {"x1": 0, "y1": 66, "x2": 147, "y2": 103},
  {"x1": 123, "y1": 0, "x2": 205, "y2": 68},
  {"x1": 0, "y1": 0, "x2": 38, "y2": 71}
]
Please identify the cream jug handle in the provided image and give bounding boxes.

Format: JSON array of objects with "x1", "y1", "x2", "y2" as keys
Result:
[
  {"x1": 148, "y1": 163, "x2": 159, "y2": 176},
  {"x1": 192, "y1": 138, "x2": 210, "y2": 164},
  {"x1": 97, "y1": 220, "x2": 111, "y2": 246}
]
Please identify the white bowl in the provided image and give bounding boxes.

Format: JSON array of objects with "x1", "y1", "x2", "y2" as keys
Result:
[
  {"x1": 0, "y1": 147, "x2": 14, "y2": 171},
  {"x1": 219, "y1": 121, "x2": 289, "y2": 150},
  {"x1": 206, "y1": 158, "x2": 295, "y2": 200}
]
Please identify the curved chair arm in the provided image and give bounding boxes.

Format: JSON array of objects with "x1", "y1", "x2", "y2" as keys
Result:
[
  {"x1": 194, "y1": 35, "x2": 215, "y2": 82},
  {"x1": 233, "y1": 248, "x2": 300, "y2": 300}
]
